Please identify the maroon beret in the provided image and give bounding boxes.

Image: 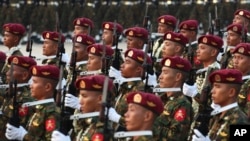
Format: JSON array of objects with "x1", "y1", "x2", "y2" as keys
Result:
[
  {"x1": 73, "y1": 17, "x2": 94, "y2": 29},
  {"x1": 157, "y1": 15, "x2": 177, "y2": 28},
  {"x1": 209, "y1": 69, "x2": 243, "y2": 84},
  {"x1": 179, "y1": 20, "x2": 198, "y2": 31},
  {"x1": 227, "y1": 23, "x2": 247, "y2": 35},
  {"x1": 30, "y1": 65, "x2": 60, "y2": 80},
  {"x1": 234, "y1": 9, "x2": 250, "y2": 20},
  {"x1": 87, "y1": 43, "x2": 114, "y2": 57},
  {"x1": 124, "y1": 48, "x2": 152, "y2": 65},
  {"x1": 42, "y1": 31, "x2": 65, "y2": 43},
  {"x1": 163, "y1": 31, "x2": 188, "y2": 46},
  {"x1": 75, "y1": 34, "x2": 95, "y2": 46},
  {"x1": 8, "y1": 56, "x2": 36, "y2": 69},
  {"x1": 3, "y1": 23, "x2": 25, "y2": 36},
  {"x1": 75, "y1": 75, "x2": 113, "y2": 91},
  {"x1": 126, "y1": 91, "x2": 164, "y2": 115},
  {"x1": 0, "y1": 51, "x2": 6, "y2": 63},
  {"x1": 124, "y1": 27, "x2": 148, "y2": 41},
  {"x1": 198, "y1": 35, "x2": 223, "y2": 50},
  {"x1": 232, "y1": 43, "x2": 250, "y2": 57},
  {"x1": 161, "y1": 56, "x2": 191, "y2": 72},
  {"x1": 102, "y1": 22, "x2": 123, "y2": 35}
]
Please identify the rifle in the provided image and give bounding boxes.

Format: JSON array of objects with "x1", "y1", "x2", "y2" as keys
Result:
[
  {"x1": 142, "y1": 4, "x2": 149, "y2": 29},
  {"x1": 8, "y1": 62, "x2": 20, "y2": 141},
  {"x1": 242, "y1": 22, "x2": 247, "y2": 43},
  {"x1": 208, "y1": 12, "x2": 214, "y2": 35},
  {"x1": 111, "y1": 21, "x2": 122, "y2": 70},
  {"x1": 26, "y1": 24, "x2": 34, "y2": 58},
  {"x1": 214, "y1": 5, "x2": 223, "y2": 38},
  {"x1": 220, "y1": 45, "x2": 230, "y2": 69},
  {"x1": 185, "y1": 41, "x2": 196, "y2": 85}
]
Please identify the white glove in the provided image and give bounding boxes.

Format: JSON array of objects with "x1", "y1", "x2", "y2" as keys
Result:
[
  {"x1": 61, "y1": 53, "x2": 70, "y2": 64},
  {"x1": 144, "y1": 73, "x2": 158, "y2": 87},
  {"x1": 107, "y1": 107, "x2": 121, "y2": 123},
  {"x1": 192, "y1": 129, "x2": 211, "y2": 141},
  {"x1": 51, "y1": 130, "x2": 71, "y2": 141},
  {"x1": 56, "y1": 78, "x2": 66, "y2": 90},
  {"x1": 183, "y1": 83, "x2": 198, "y2": 98},
  {"x1": 65, "y1": 93, "x2": 80, "y2": 110},
  {"x1": 109, "y1": 66, "x2": 121, "y2": 78},
  {"x1": 5, "y1": 123, "x2": 27, "y2": 140}
]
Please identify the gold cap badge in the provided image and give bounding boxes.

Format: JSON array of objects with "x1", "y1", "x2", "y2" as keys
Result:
[{"x1": 133, "y1": 93, "x2": 142, "y2": 103}]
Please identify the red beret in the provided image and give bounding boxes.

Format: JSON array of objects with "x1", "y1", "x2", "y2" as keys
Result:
[
  {"x1": 75, "y1": 75, "x2": 113, "y2": 91},
  {"x1": 87, "y1": 43, "x2": 114, "y2": 57},
  {"x1": 234, "y1": 9, "x2": 250, "y2": 20},
  {"x1": 42, "y1": 31, "x2": 65, "y2": 43},
  {"x1": 124, "y1": 27, "x2": 148, "y2": 41},
  {"x1": 179, "y1": 20, "x2": 198, "y2": 31},
  {"x1": 157, "y1": 15, "x2": 177, "y2": 28},
  {"x1": 227, "y1": 23, "x2": 247, "y2": 35},
  {"x1": 198, "y1": 35, "x2": 223, "y2": 50},
  {"x1": 163, "y1": 31, "x2": 188, "y2": 46},
  {"x1": 161, "y1": 56, "x2": 191, "y2": 72},
  {"x1": 73, "y1": 17, "x2": 94, "y2": 29},
  {"x1": 102, "y1": 22, "x2": 123, "y2": 35},
  {"x1": 3, "y1": 23, "x2": 25, "y2": 36},
  {"x1": 30, "y1": 65, "x2": 60, "y2": 80},
  {"x1": 0, "y1": 51, "x2": 6, "y2": 63},
  {"x1": 232, "y1": 43, "x2": 250, "y2": 56},
  {"x1": 126, "y1": 91, "x2": 164, "y2": 115},
  {"x1": 209, "y1": 69, "x2": 243, "y2": 84},
  {"x1": 8, "y1": 56, "x2": 37, "y2": 69},
  {"x1": 124, "y1": 48, "x2": 152, "y2": 65},
  {"x1": 75, "y1": 34, "x2": 95, "y2": 46}
]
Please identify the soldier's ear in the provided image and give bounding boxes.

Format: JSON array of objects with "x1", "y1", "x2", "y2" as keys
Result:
[
  {"x1": 144, "y1": 110, "x2": 154, "y2": 122},
  {"x1": 175, "y1": 72, "x2": 182, "y2": 82}
]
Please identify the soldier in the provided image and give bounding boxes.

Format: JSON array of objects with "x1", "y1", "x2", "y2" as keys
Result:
[
  {"x1": 72, "y1": 17, "x2": 94, "y2": 36},
  {"x1": 0, "y1": 56, "x2": 36, "y2": 140},
  {"x1": 5, "y1": 65, "x2": 61, "y2": 140},
  {"x1": 1, "y1": 23, "x2": 26, "y2": 83},
  {"x1": 220, "y1": 23, "x2": 247, "y2": 69},
  {"x1": 108, "y1": 48, "x2": 153, "y2": 131},
  {"x1": 153, "y1": 56, "x2": 193, "y2": 141},
  {"x1": 41, "y1": 31, "x2": 68, "y2": 66},
  {"x1": 124, "y1": 26, "x2": 148, "y2": 50},
  {"x1": 51, "y1": 74, "x2": 114, "y2": 141},
  {"x1": 114, "y1": 91, "x2": 164, "y2": 141},
  {"x1": 233, "y1": 9, "x2": 250, "y2": 30},
  {"x1": 232, "y1": 43, "x2": 250, "y2": 118},
  {"x1": 179, "y1": 19, "x2": 202, "y2": 69},
  {"x1": 192, "y1": 69, "x2": 249, "y2": 141}
]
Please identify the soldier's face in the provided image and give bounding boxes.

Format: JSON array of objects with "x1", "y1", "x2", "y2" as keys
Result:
[
  {"x1": 226, "y1": 30, "x2": 241, "y2": 46},
  {"x1": 161, "y1": 40, "x2": 177, "y2": 58},
  {"x1": 102, "y1": 29, "x2": 113, "y2": 46},
  {"x1": 74, "y1": 43, "x2": 88, "y2": 61},
  {"x1": 3, "y1": 31, "x2": 19, "y2": 48},
  {"x1": 42, "y1": 39, "x2": 58, "y2": 56},
  {"x1": 179, "y1": 29, "x2": 195, "y2": 41},
  {"x1": 233, "y1": 15, "x2": 246, "y2": 26},
  {"x1": 120, "y1": 57, "x2": 142, "y2": 78},
  {"x1": 87, "y1": 54, "x2": 102, "y2": 71},
  {"x1": 158, "y1": 67, "x2": 178, "y2": 88},
  {"x1": 79, "y1": 90, "x2": 101, "y2": 113},
  {"x1": 126, "y1": 36, "x2": 143, "y2": 49},
  {"x1": 124, "y1": 103, "x2": 149, "y2": 131},
  {"x1": 196, "y1": 44, "x2": 216, "y2": 62},
  {"x1": 157, "y1": 23, "x2": 173, "y2": 33},
  {"x1": 233, "y1": 53, "x2": 250, "y2": 75},
  {"x1": 73, "y1": 25, "x2": 89, "y2": 36},
  {"x1": 6, "y1": 65, "x2": 27, "y2": 83},
  {"x1": 30, "y1": 76, "x2": 49, "y2": 100},
  {"x1": 211, "y1": 83, "x2": 232, "y2": 107}
]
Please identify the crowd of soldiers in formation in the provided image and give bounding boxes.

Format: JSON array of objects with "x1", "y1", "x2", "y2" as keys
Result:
[{"x1": 0, "y1": 3, "x2": 250, "y2": 141}]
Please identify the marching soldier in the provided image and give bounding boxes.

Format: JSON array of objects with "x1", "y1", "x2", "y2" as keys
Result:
[
  {"x1": 232, "y1": 43, "x2": 250, "y2": 119},
  {"x1": 220, "y1": 23, "x2": 247, "y2": 69},
  {"x1": 124, "y1": 26, "x2": 148, "y2": 50},
  {"x1": 114, "y1": 91, "x2": 164, "y2": 141},
  {"x1": 0, "y1": 56, "x2": 36, "y2": 140},
  {"x1": 72, "y1": 17, "x2": 94, "y2": 36},
  {"x1": 192, "y1": 69, "x2": 249, "y2": 141},
  {"x1": 153, "y1": 56, "x2": 193, "y2": 141},
  {"x1": 5, "y1": 65, "x2": 61, "y2": 140},
  {"x1": 51, "y1": 74, "x2": 114, "y2": 141}
]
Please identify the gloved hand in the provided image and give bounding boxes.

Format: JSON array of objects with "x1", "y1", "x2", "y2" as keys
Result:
[
  {"x1": 182, "y1": 83, "x2": 198, "y2": 98},
  {"x1": 51, "y1": 130, "x2": 71, "y2": 141},
  {"x1": 109, "y1": 66, "x2": 121, "y2": 78},
  {"x1": 107, "y1": 107, "x2": 121, "y2": 123},
  {"x1": 65, "y1": 93, "x2": 80, "y2": 110},
  {"x1": 144, "y1": 73, "x2": 158, "y2": 87},
  {"x1": 192, "y1": 129, "x2": 211, "y2": 141},
  {"x1": 61, "y1": 53, "x2": 70, "y2": 64},
  {"x1": 5, "y1": 123, "x2": 27, "y2": 140}
]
